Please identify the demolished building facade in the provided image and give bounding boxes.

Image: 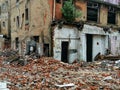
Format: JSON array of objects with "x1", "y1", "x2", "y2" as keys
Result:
[
  {"x1": 10, "y1": 0, "x2": 52, "y2": 56},
  {"x1": 0, "y1": 0, "x2": 120, "y2": 63},
  {"x1": 0, "y1": 0, "x2": 11, "y2": 50},
  {"x1": 51, "y1": 0, "x2": 120, "y2": 63}
]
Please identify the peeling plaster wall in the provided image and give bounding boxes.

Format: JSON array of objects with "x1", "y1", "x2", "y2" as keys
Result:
[
  {"x1": 10, "y1": 0, "x2": 52, "y2": 55},
  {"x1": 109, "y1": 32, "x2": 120, "y2": 55},
  {"x1": 82, "y1": 24, "x2": 109, "y2": 61},
  {"x1": 92, "y1": 35, "x2": 106, "y2": 60},
  {"x1": 53, "y1": 26, "x2": 80, "y2": 63},
  {"x1": 53, "y1": 24, "x2": 109, "y2": 62},
  {"x1": 0, "y1": 38, "x2": 4, "y2": 50},
  {"x1": 117, "y1": 11, "x2": 120, "y2": 26},
  {"x1": 0, "y1": 0, "x2": 9, "y2": 36}
]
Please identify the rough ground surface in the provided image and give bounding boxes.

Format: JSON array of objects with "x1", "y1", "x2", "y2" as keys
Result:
[{"x1": 0, "y1": 56, "x2": 120, "y2": 90}]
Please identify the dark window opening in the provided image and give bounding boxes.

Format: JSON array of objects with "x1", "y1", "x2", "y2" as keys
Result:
[
  {"x1": 87, "y1": 2, "x2": 99, "y2": 22},
  {"x1": 25, "y1": 8, "x2": 29, "y2": 21},
  {"x1": 107, "y1": 6, "x2": 116, "y2": 24},
  {"x1": 22, "y1": 13, "x2": 24, "y2": 18},
  {"x1": 56, "y1": 0, "x2": 61, "y2": 3},
  {"x1": 5, "y1": 1, "x2": 8, "y2": 7},
  {"x1": 16, "y1": 16, "x2": 19, "y2": 27},
  {"x1": 33, "y1": 36, "x2": 39, "y2": 43},
  {"x1": 3, "y1": 22, "x2": 5, "y2": 27},
  {"x1": 16, "y1": 0, "x2": 19, "y2": 3},
  {"x1": 5, "y1": 1, "x2": 8, "y2": 4},
  {"x1": 15, "y1": 37, "x2": 19, "y2": 49}
]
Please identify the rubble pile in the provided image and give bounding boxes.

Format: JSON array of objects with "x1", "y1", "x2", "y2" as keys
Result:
[{"x1": 0, "y1": 55, "x2": 120, "y2": 90}]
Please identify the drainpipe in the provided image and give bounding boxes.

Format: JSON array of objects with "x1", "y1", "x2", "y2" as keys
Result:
[
  {"x1": 8, "y1": 0, "x2": 11, "y2": 48},
  {"x1": 53, "y1": 0, "x2": 56, "y2": 20},
  {"x1": 50, "y1": 0, "x2": 56, "y2": 56}
]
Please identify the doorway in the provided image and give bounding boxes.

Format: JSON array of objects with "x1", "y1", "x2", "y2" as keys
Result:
[
  {"x1": 15, "y1": 37, "x2": 19, "y2": 49},
  {"x1": 86, "y1": 34, "x2": 93, "y2": 62},
  {"x1": 44, "y1": 44, "x2": 49, "y2": 56},
  {"x1": 61, "y1": 41, "x2": 69, "y2": 63}
]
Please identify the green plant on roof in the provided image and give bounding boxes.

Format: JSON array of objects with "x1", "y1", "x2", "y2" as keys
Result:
[{"x1": 61, "y1": 0, "x2": 82, "y2": 23}]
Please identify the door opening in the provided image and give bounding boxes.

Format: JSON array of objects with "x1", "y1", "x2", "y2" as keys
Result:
[
  {"x1": 15, "y1": 37, "x2": 19, "y2": 49},
  {"x1": 61, "y1": 41, "x2": 69, "y2": 63},
  {"x1": 86, "y1": 34, "x2": 93, "y2": 62},
  {"x1": 44, "y1": 44, "x2": 49, "y2": 56}
]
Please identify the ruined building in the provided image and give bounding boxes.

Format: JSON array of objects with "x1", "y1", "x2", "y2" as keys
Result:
[
  {"x1": 10, "y1": 0, "x2": 51, "y2": 55},
  {"x1": 51, "y1": 0, "x2": 120, "y2": 63},
  {"x1": 0, "y1": 0, "x2": 120, "y2": 63},
  {"x1": 0, "y1": 0, "x2": 53, "y2": 56},
  {"x1": 0, "y1": 0, "x2": 11, "y2": 49}
]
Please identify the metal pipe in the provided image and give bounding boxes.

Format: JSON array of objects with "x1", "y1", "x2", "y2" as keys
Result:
[{"x1": 53, "y1": 0, "x2": 56, "y2": 20}]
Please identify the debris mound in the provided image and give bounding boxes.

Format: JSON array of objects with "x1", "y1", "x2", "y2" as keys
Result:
[{"x1": 0, "y1": 55, "x2": 120, "y2": 90}]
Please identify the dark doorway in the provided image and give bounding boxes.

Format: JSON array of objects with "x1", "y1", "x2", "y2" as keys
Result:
[
  {"x1": 15, "y1": 37, "x2": 19, "y2": 49},
  {"x1": 33, "y1": 36, "x2": 39, "y2": 43},
  {"x1": 61, "y1": 41, "x2": 69, "y2": 63},
  {"x1": 44, "y1": 44, "x2": 49, "y2": 56},
  {"x1": 86, "y1": 34, "x2": 93, "y2": 62}
]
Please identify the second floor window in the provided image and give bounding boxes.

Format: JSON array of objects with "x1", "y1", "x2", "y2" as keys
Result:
[
  {"x1": 87, "y1": 2, "x2": 99, "y2": 22},
  {"x1": 16, "y1": 16, "x2": 19, "y2": 28},
  {"x1": 3, "y1": 22, "x2": 5, "y2": 27},
  {"x1": 56, "y1": 0, "x2": 61, "y2": 3},
  {"x1": 25, "y1": 8, "x2": 29, "y2": 21},
  {"x1": 107, "y1": 6, "x2": 116, "y2": 24},
  {"x1": 16, "y1": 0, "x2": 19, "y2": 3},
  {"x1": 2, "y1": 4, "x2": 6, "y2": 10}
]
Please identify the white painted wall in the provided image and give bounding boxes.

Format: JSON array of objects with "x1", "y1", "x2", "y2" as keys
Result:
[
  {"x1": 53, "y1": 26, "x2": 80, "y2": 63},
  {"x1": 110, "y1": 32, "x2": 120, "y2": 55},
  {"x1": 82, "y1": 24, "x2": 108, "y2": 61},
  {"x1": 92, "y1": 35, "x2": 106, "y2": 60},
  {"x1": 79, "y1": 33, "x2": 86, "y2": 61},
  {"x1": 53, "y1": 24, "x2": 109, "y2": 62}
]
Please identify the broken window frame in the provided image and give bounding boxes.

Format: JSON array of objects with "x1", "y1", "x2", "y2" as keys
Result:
[
  {"x1": 87, "y1": 1, "x2": 100, "y2": 23},
  {"x1": 107, "y1": 6, "x2": 116, "y2": 25},
  {"x1": 56, "y1": 0, "x2": 61, "y2": 3}
]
